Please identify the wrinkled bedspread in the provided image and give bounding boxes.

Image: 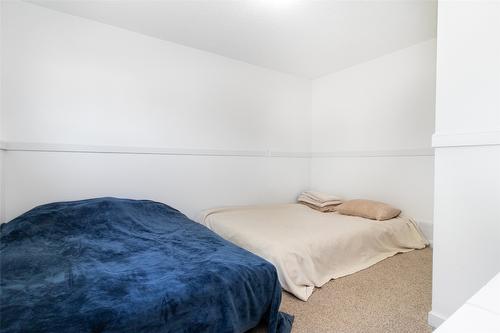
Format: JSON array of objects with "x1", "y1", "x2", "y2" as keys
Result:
[
  {"x1": 0, "y1": 198, "x2": 292, "y2": 333},
  {"x1": 200, "y1": 204, "x2": 429, "y2": 301}
]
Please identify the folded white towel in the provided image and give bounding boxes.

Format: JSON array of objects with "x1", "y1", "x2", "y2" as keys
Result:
[
  {"x1": 298, "y1": 196, "x2": 342, "y2": 208},
  {"x1": 298, "y1": 191, "x2": 343, "y2": 208},
  {"x1": 299, "y1": 191, "x2": 342, "y2": 204}
]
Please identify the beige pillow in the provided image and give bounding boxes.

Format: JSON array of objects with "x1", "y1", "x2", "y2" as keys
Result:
[{"x1": 336, "y1": 199, "x2": 401, "y2": 221}]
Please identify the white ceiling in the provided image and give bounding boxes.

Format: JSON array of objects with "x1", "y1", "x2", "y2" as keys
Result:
[{"x1": 28, "y1": 0, "x2": 437, "y2": 78}]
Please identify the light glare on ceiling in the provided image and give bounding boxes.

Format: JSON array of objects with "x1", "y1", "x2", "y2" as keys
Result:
[{"x1": 259, "y1": 0, "x2": 301, "y2": 9}]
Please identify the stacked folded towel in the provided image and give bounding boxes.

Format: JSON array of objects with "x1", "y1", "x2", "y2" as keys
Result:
[{"x1": 297, "y1": 191, "x2": 343, "y2": 212}]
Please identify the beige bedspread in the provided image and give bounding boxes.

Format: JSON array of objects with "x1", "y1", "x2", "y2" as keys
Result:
[{"x1": 198, "y1": 204, "x2": 428, "y2": 301}]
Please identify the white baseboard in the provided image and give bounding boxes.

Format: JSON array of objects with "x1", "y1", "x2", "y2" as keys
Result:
[
  {"x1": 432, "y1": 130, "x2": 500, "y2": 148},
  {"x1": 311, "y1": 148, "x2": 434, "y2": 158},
  {"x1": 428, "y1": 311, "x2": 447, "y2": 328},
  {"x1": 0, "y1": 141, "x2": 309, "y2": 158},
  {"x1": 0, "y1": 141, "x2": 435, "y2": 158}
]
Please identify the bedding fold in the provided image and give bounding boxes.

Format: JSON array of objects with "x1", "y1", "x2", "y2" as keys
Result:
[{"x1": 298, "y1": 201, "x2": 337, "y2": 212}]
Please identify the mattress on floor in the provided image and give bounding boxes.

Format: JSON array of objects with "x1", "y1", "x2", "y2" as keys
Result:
[
  {"x1": 199, "y1": 203, "x2": 429, "y2": 301},
  {"x1": 0, "y1": 198, "x2": 292, "y2": 333}
]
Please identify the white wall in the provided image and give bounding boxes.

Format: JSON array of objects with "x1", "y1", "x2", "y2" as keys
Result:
[
  {"x1": 0, "y1": 1, "x2": 437, "y2": 228},
  {"x1": 429, "y1": 1, "x2": 500, "y2": 327},
  {"x1": 0, "y1": 2, "x2": 4, "y2": 222},
  {"x1": 0, "y1": 1, "x2": 310, "y2": 221},
  {"x1": 310, "y1": 40, "x2": 437, "y2": 239},
  {"x1": 2, "y1": 1, "x2": 310, "y2": 152},
  {"x1": 0, "y1": 148, "x2": 3, "y2": 222},
  {"x1": 4, "y1": 152, "x2": 309, "y2": 221}
]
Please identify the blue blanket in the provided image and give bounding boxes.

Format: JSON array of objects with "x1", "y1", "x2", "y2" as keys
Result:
[{"x1": 0, "y1": 198, "x2": 293, "y2": 333}]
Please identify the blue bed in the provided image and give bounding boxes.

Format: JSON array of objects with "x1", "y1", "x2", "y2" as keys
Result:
[{"x1": 0, "y1": 198, "x2": 293, "y2": 333}]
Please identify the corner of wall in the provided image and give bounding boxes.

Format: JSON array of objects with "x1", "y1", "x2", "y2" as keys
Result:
[
  {"x1": 416, "y1": 219, "x2": 434, "y2": 244},
  {"x1": 305, "y1": 78, "x2": 314, "y2": 191}
]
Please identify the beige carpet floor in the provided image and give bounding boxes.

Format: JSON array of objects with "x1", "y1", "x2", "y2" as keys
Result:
[{"x1": 254, "y1": 247, "x2": 433, "y2": 333}]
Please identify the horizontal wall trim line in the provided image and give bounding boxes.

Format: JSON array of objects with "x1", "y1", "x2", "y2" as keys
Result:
[
  {"x1": 0, "y1": 142, "x2": 434, "y2": 158},
  {"x1": 0, "y1": 141, "x2": 310, "y2": 158},
  {"x1": 432, "y1": 131, "x2": 500, "y2": 148},
  {"x1": 311, "y1": 148, "x2": 434, "y2": 158}
]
